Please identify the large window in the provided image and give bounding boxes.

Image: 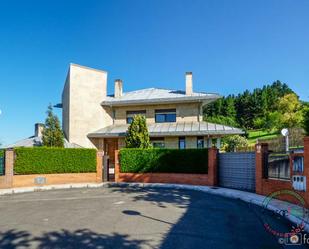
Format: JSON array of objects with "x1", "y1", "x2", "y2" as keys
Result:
[
  {"x1": 151, "y1": 137, "x2": 165, "y2": 148},
  {"x1": 197, "y1": 137, "x2": 204, "y2": 148},
  {"x1": 126, "y1": 110, "x2": 146, "y2": 124},
  {"x1": 155, "y1": 109, "x2": 176, "y2": 123},
  {"x1": 179, "y1": 137, "x2": 186, "y2": 149}
]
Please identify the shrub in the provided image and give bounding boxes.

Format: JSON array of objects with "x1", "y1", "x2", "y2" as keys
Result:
[
  {"x1": 119, "y1": 148, "x2": 208, "y2": 174},
  {"x1": 0, "y1": 149, "x2": 4, "y2": 157},
  {"x1": 223, "y1": 135, "x2": 249, "y2": 152},
  {"x1": 14, "y1": 147, "x2": 97, "y2": 175}
]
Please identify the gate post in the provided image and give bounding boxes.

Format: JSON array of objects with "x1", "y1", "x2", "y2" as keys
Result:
[
  {"x1": 114, "y1": 150, "x2": 120, "y2": 182},
  {"x1": 208, "y1": 147, "x2": 218, "y2": 186},
  {"x1": 255, "y1": 143, "x2": 268, "y2": 194},
  {"x1": 96, "y1": 151, "x2": 103, "y2": 183}
]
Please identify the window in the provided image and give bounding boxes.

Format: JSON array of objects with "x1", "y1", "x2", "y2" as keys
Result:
[
  {"x1": 179, "y1": 137, "x2": 186, "y2": 149},
  {"x1": 197, "y1": 136, "x2": 204, "y2": 148},
  {"x1": 155, "y1": 109, "x2": 176, "y2": 123},
  {"x1": 151, "y1": 137, "x2": 165, "y2": 148},
  {"x1": 126, "y1": 110, "x2": 146, "y2": 124}
]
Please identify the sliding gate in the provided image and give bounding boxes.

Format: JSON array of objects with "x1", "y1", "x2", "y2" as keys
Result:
[{"x1": 218, "y1": 152, "x2": 256, "y2": 192}]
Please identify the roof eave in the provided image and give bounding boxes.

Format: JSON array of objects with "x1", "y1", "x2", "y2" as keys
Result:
[
  {"x1": 88, "y1": 129, "x2": 244, "y2": 138},
  {"x1": 101, "y1": 95, "x2": 221, "y2": 107}
]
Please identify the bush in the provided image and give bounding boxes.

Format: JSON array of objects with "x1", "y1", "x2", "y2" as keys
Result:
[
  {"x1": 0, "y1": 149, "x2": 4, "y2": 157},
  {"x1": 14, "y1": 147, "x2": 97, "y2": 175},
  {"x1": 223, "y1": 135, "x2": 249, "y2": 152},
  {"x1": 119, "y1": 148, "x2": 208, "y2": 174}
]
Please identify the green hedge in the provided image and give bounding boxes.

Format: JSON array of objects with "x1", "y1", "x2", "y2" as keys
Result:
[
  {"x1": 0, "y1": 149, "x2": 4, "y2": 157},
  {"x1": 119, "y1": 148, "x2": 208, "y2": 174},
  {"x1": 14, "y1": 147, "x2": 97, "y2": 175}
]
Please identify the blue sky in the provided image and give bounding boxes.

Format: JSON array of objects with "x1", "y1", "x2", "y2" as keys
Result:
[{"x1": 0, "y1": 0, "x2": 309, "y2": 145}]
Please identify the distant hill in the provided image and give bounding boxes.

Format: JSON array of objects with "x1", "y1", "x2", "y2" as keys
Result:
[{"x1": 203, "y1": 80, "x2": 298, "y2": 130}]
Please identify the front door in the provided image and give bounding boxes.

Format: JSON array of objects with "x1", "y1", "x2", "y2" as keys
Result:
[{"x1": 104, "y1": 138, "x2": 118, "y2": 181}]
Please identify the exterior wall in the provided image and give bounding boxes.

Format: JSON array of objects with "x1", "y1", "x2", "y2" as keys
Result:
[
  {"x1": 0, "y1": 150, "x2": 103, "y2": 189},
  {"x1": 114, "y1": 148, "x2": 218, "y2": 186},
  {"x1": 113, "y1": 103, "x2": 200, "y2": 125},
  {"x1": 62, "y1": 64, "x2": 113, "y2": 148},
  {"x1": 12, "y1": 173, "x2": 98, "y2": 188},
  {"x1": 98, "y1": 136, "x2": 219, "y2": 152},
  {"x1": 256, "y1": 140, "x2": 309, "y2": 207}
]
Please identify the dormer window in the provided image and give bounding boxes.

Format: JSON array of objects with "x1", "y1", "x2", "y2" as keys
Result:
[
  {"x1": 155, "y1": 109, "x2": 176, "y2": 123},
  {"x1": 126, "y1": 110, "x2": 146, "y2": 124}
]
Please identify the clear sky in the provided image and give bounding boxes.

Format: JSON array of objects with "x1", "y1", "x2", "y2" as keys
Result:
[{"x1": 0, "y1": 0, "x2": 309, "y2": 145}]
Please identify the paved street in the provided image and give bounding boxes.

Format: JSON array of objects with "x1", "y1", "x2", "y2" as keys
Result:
[{"x1": 0, "y1": 186, "x2": 306, "y2": 249}]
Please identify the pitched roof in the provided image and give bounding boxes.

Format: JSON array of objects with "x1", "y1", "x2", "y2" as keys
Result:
[
  {"x1": 2, "y1": 137, "x2": 83, "y2": 149},
  {"x1": 101, "y1": 88, "x2": 220, "y2": 106},
  {"x1": 88, "y1": 121, "x2": 244, "y2": 138}
]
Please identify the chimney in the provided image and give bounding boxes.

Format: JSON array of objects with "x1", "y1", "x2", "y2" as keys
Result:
[
  {"x1": 185, "y1": 72, "x2": 193, "y2": 95},
  {"x1": 35, "y1": 123, "x2": 44, "y2": 137},
  {"x1": 114, "y1": 79, "x2": 123, "y2": 98}
]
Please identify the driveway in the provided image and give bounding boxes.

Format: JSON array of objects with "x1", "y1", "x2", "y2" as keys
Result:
[{"x1": 0, "y1": 186, "x2": 305, "y2": 249}]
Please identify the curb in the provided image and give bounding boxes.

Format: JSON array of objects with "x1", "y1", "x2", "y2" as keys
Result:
[
  {"x1": 0, "y1": 182, "x2": 308, "y2": 232},
  {"x1": 0, "y1": 182, "x2": 107, "y2": 195}
]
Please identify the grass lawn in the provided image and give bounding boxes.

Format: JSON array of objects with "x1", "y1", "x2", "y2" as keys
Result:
[{"x1": 247, "y1": 130, "x2": 279, "y2": 145}]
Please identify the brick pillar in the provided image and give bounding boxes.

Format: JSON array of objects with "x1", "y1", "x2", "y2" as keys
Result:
[
  {"x1": 208, "y1": 147, "x2": 218, "y2": 186},
  {"x1": 96, "y1": 151, "x2": 103, "y2": 183},
  {"x1": 255, "y1": 143, "x2": 268, "y2": 194},
  {"x1": 114, "y1": 150, "x2": 120, "y2": 182},
  {"x1": 4, "y1": 149, "x2": 14, "y2": 188}
]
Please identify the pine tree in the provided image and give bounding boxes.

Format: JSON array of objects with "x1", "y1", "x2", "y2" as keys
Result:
[
  {"x1": 125, "y1": 115, "x2": 151, "y2": 148},
  {"x1": 42, "y1": 104, "x2": 64, "y2": 147}
]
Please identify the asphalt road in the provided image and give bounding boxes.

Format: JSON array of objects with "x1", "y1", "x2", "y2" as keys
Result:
[{"x1": 0, "y1": 186, "x2": 307, "y2": 249}]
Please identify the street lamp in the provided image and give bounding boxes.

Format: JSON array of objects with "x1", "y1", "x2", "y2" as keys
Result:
[{"x1": 281, "y1": 128, "x2": 289, "y2": 152}]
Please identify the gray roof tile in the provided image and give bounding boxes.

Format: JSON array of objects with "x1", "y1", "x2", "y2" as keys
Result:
[
  {"x1": 88, "y1": 121, "x2": 244, "y2": 138},
  {"x1": 102, "y1": 88, "x2": 220, "y2": 106}
]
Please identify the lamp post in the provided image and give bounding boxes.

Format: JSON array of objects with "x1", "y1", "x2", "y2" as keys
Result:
[{"x1": 281, "y1": 128, "x2": 289, "y2": 153}]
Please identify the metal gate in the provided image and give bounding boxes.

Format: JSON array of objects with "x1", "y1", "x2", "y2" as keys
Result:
[{"x1": 218, "y1": 152, "x2": 256, "y2": 192}]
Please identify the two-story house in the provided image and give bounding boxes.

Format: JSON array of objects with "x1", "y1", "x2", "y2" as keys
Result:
[{"x1": 61, "y1": 63, "x2": 243, "y2": 164}]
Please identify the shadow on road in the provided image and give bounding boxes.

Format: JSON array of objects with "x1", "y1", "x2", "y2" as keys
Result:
[
  {"x1": 0, "y1": 187, "x2": 306, "y2": 249},
  {"x1": 0, "y1": 229, "x2": 148, "y2": 249}
]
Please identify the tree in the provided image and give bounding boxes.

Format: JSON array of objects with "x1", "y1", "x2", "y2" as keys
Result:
[
  {"x1": 42, "y1": 104, "x2": 64, "y2": 147},
  {"x1": 223, "y1": 135, "x2": 249, "y2": 152},
  {"x1": 303, "y1": 108, "x2": 309, "y2": 136},
  {"x1": 125, "y1": 115, "x2": 151, "y2": 148},
  {"x1": 277, "y1": 93, "x2": 303, "y2": 129}
]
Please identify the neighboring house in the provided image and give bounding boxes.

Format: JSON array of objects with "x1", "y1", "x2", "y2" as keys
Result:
[
  {"x1": 3, "y1": 123, "x2": 82, "y2": 149},
  {"x1": 60, "y1": 63, "x2": 243, "y2": 165}
]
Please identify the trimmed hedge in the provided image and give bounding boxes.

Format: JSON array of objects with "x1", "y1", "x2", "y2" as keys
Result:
[
  {"x1": 14, "y1": 147, "x2": 97, "y2": 175},
  {"x1": 119, "y1": 148, "x2": 208, "y2": 174}
]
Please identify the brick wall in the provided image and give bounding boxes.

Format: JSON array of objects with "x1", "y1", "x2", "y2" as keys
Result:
[
  {"x1": 114, "y1": 147, "x2": 218, "y2": 186},
  {"x1": 0, "y1": 150, "x2": 103, "y2": 189},
  {"x1": 256, "y1": 138, "x2": 309, "y2": 207}
]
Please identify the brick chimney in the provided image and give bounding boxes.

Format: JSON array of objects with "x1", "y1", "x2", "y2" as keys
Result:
[
  {"x1": 114, "y1": 79, "x2": 123, "y2": 98},
  {"x1": 185, "y1": 72, "x2": 193, "y2": 95},
  {"x1": 35, "y1": 123, "x2": 44, "y2": 137}
]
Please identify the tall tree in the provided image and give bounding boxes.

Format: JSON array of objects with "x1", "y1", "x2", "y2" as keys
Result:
[
  {"x1": 125, "y1": 115, "x2": 151, "y2": 148},
  {"x1": 42, "y1": 104, "x2": 64, "y2": 147}
]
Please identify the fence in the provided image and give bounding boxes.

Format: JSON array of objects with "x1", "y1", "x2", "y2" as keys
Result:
[{"x1": 266, "y1": 152, "x2": 290, "y2": 180}]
